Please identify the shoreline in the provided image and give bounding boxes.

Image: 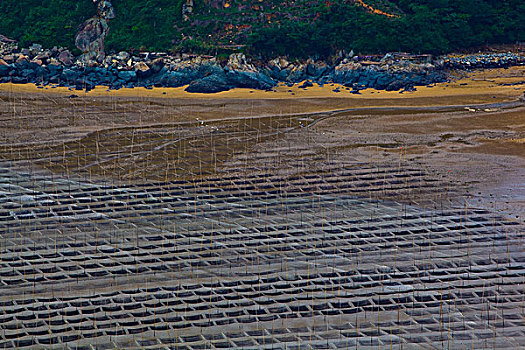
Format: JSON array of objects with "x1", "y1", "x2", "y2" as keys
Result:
[
  {"x1": 0, "y1": 66, "x2": 523, "y2": 103},
  {"x1": 1, "y1": 65, "x2": 523, "y2": 220}
]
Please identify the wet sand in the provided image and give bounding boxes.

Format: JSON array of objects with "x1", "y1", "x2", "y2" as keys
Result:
[
  {"x1": 0, "y1": 67, "x2": 524, "y2": 350},
  {"x1": 0, "y1": 66, "x2": 524, "y2": 219}
]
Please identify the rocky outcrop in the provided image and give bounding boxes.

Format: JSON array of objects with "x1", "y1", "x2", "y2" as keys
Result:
[
  {"x1": 443, "y1": 53, "x2": 522, "y2": 69},
  {"x1": 58, "y1": 50, "x2": 75, "y2": 66},
  {"x1": 3, "y1": 38, "x2": 523, "y2": 94},
  {"x1": 75, "y1": 0, "x2": 116, "y2": 64},
  {"x1": 226, "y1": 53, "x2": 256, "y2": 72},
  {"x1": 0, "y1": 48, "x2": 448, "y2": 93},
  {"x1": 327, "y1": 60, "x2": 444, "y2": 91},
  {"x1": 133, "y1": 61, "x2": 151, "y2": 77},
  {"x1": 186, "y1": 73, "x2": 231, "y2": 93}
]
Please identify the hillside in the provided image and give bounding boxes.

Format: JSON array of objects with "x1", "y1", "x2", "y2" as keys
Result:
[{"x1": 0, "y1": 0, "x2": 524, "y2": 58}]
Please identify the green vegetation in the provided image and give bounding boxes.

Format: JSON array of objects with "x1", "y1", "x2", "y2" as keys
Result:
[
  {"x1": 105, "y1": 0, "x2": 183, "y2": 53},
  {"x1": 249, "y1": 0, "x2": 525, "y2": 57},
  {"x1": 1, "y1": 0, "x2": 523, "y2": 58},
  {"x1": 0, "y1": 0, "x2": 95, "y2": 51}
]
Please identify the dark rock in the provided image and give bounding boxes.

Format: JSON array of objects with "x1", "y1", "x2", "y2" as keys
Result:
[
  {"x1": 34, "y1": 66, "x2": 47, "y2": 79},
  {"x1": 385, "y1": 80, "x2": 406, "y2": 91},
  {"x1": 151, "y1": 66, "x2": 168, "y2": 78},
  {"x1": 226, "y1": 71, "x2": 275, "y2": 90},
  {"x1": 0, "y1": 65, "x2": 11, "y2": 77},
  {"x1": 20, "y1": 69, "x2": 35, "y2": 78},
  {"x1": 286, "y1": 66, "x2": 307, "y2": 83},
  {"x1": 27, "y1": 61, "x2": 41, "y2": 70},
  {"x1": 259, "y1": 66, "x2": 280, "y2": 80},
  {"x1": 374, "y1": 73, "x2": 393, "y2": 90},
  {"x1": 61, "y1": 68, "x2": 80, "y2": 82},
  {"x1": 11, "y1": 76, "x2": 28, "y2": 84},
  {"x1": 158, "y1": 71, "x2": 187, "y2": 87},
  {"x1": 48, "y1": 75, "x2": 60, "y2": 84},
  {"x1": 276, "y1": 69, "x2": 289, "y2": 81},
  {"x1": 29, "y1": 43, "x2": 42, "y2": 55},
  {"x1": 306, "y1": 62, "x2": 330, "y2": 78},
  {"x1": 134, "y1": 62, "x2": 151, "y2": 78},
  {"x1": 150, "y1": 58, "x2": 165, "y2": 74},
  {"x1": 196, "y1": 63, "x2": 223, "y2": 77},
  {"x1": 357, "y1": 72, "x2": 377, "y2": 88},
  {"x1": 186, "y1": 73, "x2": 231, "y2": 93},
  {"x1": 118, "y1": 70, "x2": 136, "y2": 83},
  {"x1": 299, "y1": 80, "x2": 313, "y2": 89}
]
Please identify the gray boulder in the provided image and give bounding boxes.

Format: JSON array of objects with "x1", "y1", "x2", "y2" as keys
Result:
[
  {"x1": 158, "y1": 71, "x2": 187, "y2": 87},
  {"x1": 186, "y1": 73, "x2": 231, "y2": 93},
  {"x1": 0, "y1": 64, "x2": 11, "y2": 77},
  {"x1": 58, "y1": 50, "x2": 75, "y2": 66},
  {"x1": 226, "y1": 71, "x2": 275, "y2": 90},
  {"x1": 118, "y1": 70, "x2": 136, "y2": 83}
]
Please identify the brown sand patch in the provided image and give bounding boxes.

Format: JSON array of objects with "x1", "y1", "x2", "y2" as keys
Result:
[{"x1": 458, "y1": 138, "x2": 525, "y2": 158}]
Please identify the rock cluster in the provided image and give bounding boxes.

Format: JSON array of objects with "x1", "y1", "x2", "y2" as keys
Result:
[
  {"x1": 2, "y1": 39, "x2": 522, "y2": 94},
  {"x1": 262, "y1": 57, "x2": 444, "y2": 92},
  {"x1": 443, "y1": 53, "x2": 524, "y2": 69}
]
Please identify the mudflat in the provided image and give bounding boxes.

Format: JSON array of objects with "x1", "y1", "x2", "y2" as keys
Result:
[
  {"x1": 1, "y1": 66, "x2": 524, "y2": 216},
  {"x1": 0, "y1": 66, "x2": 524, "y2": 349}
]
